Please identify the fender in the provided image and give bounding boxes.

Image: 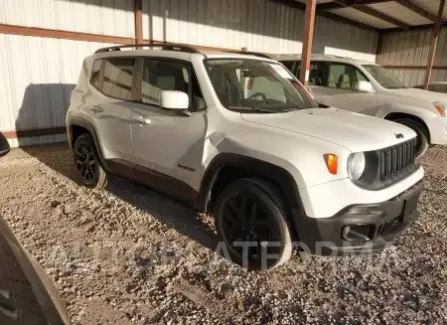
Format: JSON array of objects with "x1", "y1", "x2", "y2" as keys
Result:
[
  {"x1": 379, "y1": 104, "x2": 437, "y2": 139},
  {"x1": 195, "y1": 153, "x2": 303, "y2": 217},
  {"x1": 67, "y1": 116, "x2": 111, "y2": 173}
]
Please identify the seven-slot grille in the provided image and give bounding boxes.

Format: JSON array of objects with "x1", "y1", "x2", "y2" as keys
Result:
[{"x1": 378, "y1": 138, "x2": 417, "y2": 182}]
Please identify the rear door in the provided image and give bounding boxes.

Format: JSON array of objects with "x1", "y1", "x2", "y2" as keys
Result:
[{"x1": 88, "y1": 57, "x2": 136, "y2": 168}]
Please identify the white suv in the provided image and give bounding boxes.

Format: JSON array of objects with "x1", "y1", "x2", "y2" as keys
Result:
[
  {"x1": 66, "y1": 45, "x2": 424, "y2": 270},
  {"x1": 273, "y1": 54, "x2": 447, "y2": 157}
]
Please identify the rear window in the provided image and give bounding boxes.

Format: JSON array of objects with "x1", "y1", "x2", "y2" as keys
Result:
[
  {"x1": 102, "y1": 58, "x2": 135, "y2": 100},
  {"x1": 90, "y1": 59, "x2": 102, "y2": 90}
]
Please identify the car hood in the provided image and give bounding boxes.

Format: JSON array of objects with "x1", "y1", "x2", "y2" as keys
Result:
[
  {"x1": 388, "y1": 88, "x2": 447, "y2": 103},
  {"x1": 241, "y1": 108, "x2": 416, "y2": 152}
]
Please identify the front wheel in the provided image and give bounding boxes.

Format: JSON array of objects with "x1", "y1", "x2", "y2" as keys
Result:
[
  {"x1": 73, "y1": 133, "x2": 108, "y2": 189},
  {"x1": 214, "y1": 179, "x2": 293, "y2": 271},
  {"x1": 394, "y1": 118, "x2": 429, "y2": 157}
]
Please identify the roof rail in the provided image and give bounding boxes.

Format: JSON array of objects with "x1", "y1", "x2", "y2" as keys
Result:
[
  {"x1": 230, "y1": 50, "x2": 272, "y2": 59},
  {"x1": 94, "y1": 44, "x2": 202, "y2": 54}
]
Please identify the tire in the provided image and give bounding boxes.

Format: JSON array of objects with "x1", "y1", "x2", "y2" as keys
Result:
[
  {"x1": 394, "y1": 117, "x2": 429, "y2": 157},
  {"x1": 214, "y1": 178, "x2": 293, "y2": 271},
  {"x1": 72, "y1": 133, "x2": 108, "y2": 189}
]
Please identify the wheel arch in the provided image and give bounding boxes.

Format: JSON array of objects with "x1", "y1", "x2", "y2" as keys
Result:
[
  {"x1": 67, "y1": 117, "x2": 109, "y2": 172},
  {"x1": 384, "y1": 112, "x2": 431, "y2": 142},
  {"x1": 196, "y1": 153, "x2": 304, "y2": 220}
]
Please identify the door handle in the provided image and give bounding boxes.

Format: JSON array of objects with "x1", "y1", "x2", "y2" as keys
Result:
[
  {"x1": 132, "y1": 115, "x2": 151, "y2": 125},
  {"x1": 90, "y1": 104, "x2": 103, "y2": 113}
]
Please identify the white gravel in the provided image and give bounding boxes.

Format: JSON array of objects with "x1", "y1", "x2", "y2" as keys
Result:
[{"x1": 0, "y1": 143, "x2": 446, "y2": 325}]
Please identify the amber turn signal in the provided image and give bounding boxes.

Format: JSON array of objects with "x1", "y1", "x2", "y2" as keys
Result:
[
  {"x1": 434, "y1": 104, "x2": 446, "y2": 117},
  {"x1": 324, "y1": 154, "x2": 338, "y2": 175}
]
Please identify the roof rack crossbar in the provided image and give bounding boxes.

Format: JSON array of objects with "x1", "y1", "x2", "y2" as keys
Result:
[{"x1": 94, "y1": 44, "x2": 202, "y2": 54}]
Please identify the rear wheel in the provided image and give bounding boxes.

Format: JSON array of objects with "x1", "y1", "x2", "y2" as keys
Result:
[
  {"x1": 214, "y1": 179, "x2": 293, "y2": 271},
  {"x1": 394, "y1": 117, "x2": 429, "y2": 157},
  {"x1": 73, "y1": 133, "x2": 108, "y2": 189}
]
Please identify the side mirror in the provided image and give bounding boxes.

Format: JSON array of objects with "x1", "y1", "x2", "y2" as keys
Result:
[
  {"x1": 358, "y1": 81, "x2": 375, "y2": 93},
  {"x1": 159, "y1": 91, "x2": 190, "y2": 111}
]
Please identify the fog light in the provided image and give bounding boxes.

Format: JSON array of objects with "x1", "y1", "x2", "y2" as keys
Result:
[{"x1": 342, "y1": 225, "x2": 375, "y2": 242}]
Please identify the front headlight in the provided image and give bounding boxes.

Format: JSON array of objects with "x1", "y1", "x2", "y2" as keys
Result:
[
  {"x1": 348, "y1": 152, "x2": 366, "y2": 181},
  {"x1": 434, "y1": 102, "x2": 446, "y2": 117}
]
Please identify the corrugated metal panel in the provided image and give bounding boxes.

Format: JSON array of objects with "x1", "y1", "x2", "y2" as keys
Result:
[
  {"x1": 314, "y1": 14, "x2": 378, "y2": 62},
  {"x1": 0, "y1": 34, "x2": 113, "y2": 137},
  {"x1": 142, "y1": 0, "x2": 378, "y2": 58},
  {"x1": 367, "y1": 2, "x2": 432, "y2": 26},
  {"x1": 328, "y1": 7, "x2": 396, "y2": 29},
  {"x1": 378, "y1": 27, "x2": 447, "y2": 85},
  {"x1": 378, "y1": 29, "x2": 433, "y2": 66},
  {"x1": 386, "y1": 69, "x2": 427, "y2": 87},
  {"x1": 0, "y1": 0, "x2": 135, "y2": 37}
]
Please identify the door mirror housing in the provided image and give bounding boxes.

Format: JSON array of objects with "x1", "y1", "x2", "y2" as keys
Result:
[
  {"x1": 358, "y1": 81, "x2": 375, "y2": 93},
  {"x1": 159, "y1": 91, "x2": 190, "y2": 111}
]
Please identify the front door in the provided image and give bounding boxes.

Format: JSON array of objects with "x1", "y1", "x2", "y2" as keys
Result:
[
  {"x1": 130, "y1": 58, "x2": 207, "y2": 199},
  {"x1": 314, "y1": 62, "x2": 378, "y2": 115}
]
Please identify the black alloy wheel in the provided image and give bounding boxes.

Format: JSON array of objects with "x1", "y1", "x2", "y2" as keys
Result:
[
  {"x1": 72, "y1": 133, "x2": 108, "y2": 189},
  {"x1": 74, "y1": 142, "x2": 98, "y2": 185},
  {"x1": 214, "y1": 179, "x2": 292, "y2": 271}
]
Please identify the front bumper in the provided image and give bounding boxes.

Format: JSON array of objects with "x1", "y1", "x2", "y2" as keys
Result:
[{"x1": 296, "y1": 180, "x2": 423, "y2": 255}]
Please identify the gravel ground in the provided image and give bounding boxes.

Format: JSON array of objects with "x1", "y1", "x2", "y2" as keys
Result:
[{"x1": 0, "y1": 143, "x2": 446, "y2": 325}]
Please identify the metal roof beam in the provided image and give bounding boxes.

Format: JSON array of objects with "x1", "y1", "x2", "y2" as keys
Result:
[
  {"x1": 353, "y1": 5, "x2": 409, "y2": 29},
  {"x1": 424, "y1": 0, "x2": 446, "y2": 89},
  {"x1": 317, "y1": 0, "x2": 392, "y2": 11},
  {"x1": 393, "y1": 0, "x2": 438, "y2": 22},
  {"x1": 271, "y1": 0, "x2": 376, "y2": 31},
  {"x1": 318, "y1": 0, "x2": 409, "y2": 29}
]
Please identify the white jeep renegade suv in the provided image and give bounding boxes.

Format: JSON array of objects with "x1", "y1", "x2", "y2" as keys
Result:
[
  {"x1": 273, "y1": 54, "x2": 447, "y2": 157},
  {"x1": 66, "y1": 45, "x2": 424, "y2": 270}
]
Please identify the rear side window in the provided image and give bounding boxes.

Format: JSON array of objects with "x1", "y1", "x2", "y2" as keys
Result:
[
  {"x1": 102, "y1": 58, "x2": 135, "y2": 100},
  {"x1": 308, "y1": 62, "x2": 325, "y2": 86},
  {"x1": 281, "y1": 60, "x2": 300, "y2": 76},
  {"x1": 90, "y1": 59, "x2": 102, "y2": 90}
]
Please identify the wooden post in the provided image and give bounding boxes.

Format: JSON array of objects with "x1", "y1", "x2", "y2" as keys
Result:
[
  {"x1": 299, "y1": 0, "x2": 317, "y2": 87},
  {"x1": 424, "y1": 0, "x2": 445, "y2": 90},
  {"x1": 135, "y1": 0, "x2": 143, "y2": 45}
]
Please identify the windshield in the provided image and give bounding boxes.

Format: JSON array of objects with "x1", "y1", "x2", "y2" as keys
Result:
[
  {"x1": 204, "y1": 58, "x2": 318, "y2": 112},
  {"x1": 362, "y1": 64, "x2": 406, "y2": 89}
]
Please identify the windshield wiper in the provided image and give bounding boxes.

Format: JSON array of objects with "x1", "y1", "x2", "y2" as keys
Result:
[{"x1": 227, "y1": 106, "x2": 280, "y2": 113}]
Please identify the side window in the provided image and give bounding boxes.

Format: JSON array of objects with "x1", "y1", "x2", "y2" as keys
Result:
[
  {"x1": 102, "y1": 58, "x2": 135, "y2": 100},
  {"x1": 329, "y1": 63, "x2": 347, "y2": 88},
  {"x1": 90, "y1": 59, "x2": 102, "y2": 90},
  {"x1": 141, "y1": 59, "x2": 189, "y2": 106},
  {"x1": 140, "y1": 59, "x2": 205, "y2": 111},
  {"x1": 329, "y1": 63, "x2": 369, "y2": 91},
  {"x1": 281, "y1": 60, "x2": 299, "y2": 76},
  {"x1": 308, "y1": 62, "x2": 325, "y2": 86},
  {"x1": 282, "y1": 61, "x2": 326, "y2": 86}
]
